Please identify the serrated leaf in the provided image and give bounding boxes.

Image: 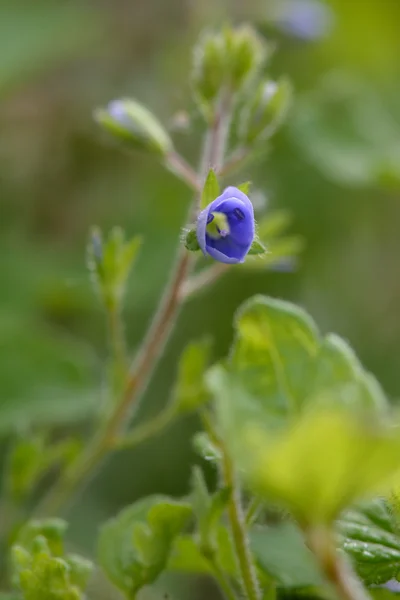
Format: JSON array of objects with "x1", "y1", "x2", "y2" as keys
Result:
[
  {"x1": 247, "y1": 238, "x2": 267, "y2": 256},
  {"x1": 172, "y1": 339, "x2": 211, "y2": 414},
  {"x1": 224, "y1": 407, "x2": 400, "y2": 524},
  {"x1": 98, "y1": 495, "x2": 192, "y2": 596},
  {"x1": 251, "y1": 521, "x2": 324, "y2": 588},
  {"x1": 200, "y1": 169, "x2": 220, "y2": 210},
  {"x1": 237, "y1": 181, "x2": 252, "y2": 195},
  {"x1": 338, "y1": 499, "x2": 400, "y2": 585},
  {"x1": 311, "y1": 334, "x2": 389, "y2": 412},
  {"x1": 230, "y1": 295, "x2": 320, "y2": 414}
]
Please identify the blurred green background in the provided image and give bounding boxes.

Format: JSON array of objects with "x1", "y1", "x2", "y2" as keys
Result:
[{"x1": 2, "y1": 0, "x2": 400, "y2": 596}]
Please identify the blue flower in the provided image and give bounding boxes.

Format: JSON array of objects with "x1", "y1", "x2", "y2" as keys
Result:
[{"x1": 196, "y1": 187, "x2": 255, "y2": 264}]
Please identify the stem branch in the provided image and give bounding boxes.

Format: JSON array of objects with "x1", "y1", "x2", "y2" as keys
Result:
[
  {"x1": 34, "y1": 94, "x2": 233, "y2": 519},
  {"x1": 306, "y1": 527, "x2": 371, "y2": 600}
]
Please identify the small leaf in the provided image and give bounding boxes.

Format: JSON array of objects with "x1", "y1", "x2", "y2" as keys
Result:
[
  {"x1": 237, "y1": 181, "x2": 252, "y2": 195},
  {"x1": 5, "y1": 435, "x2": 46, "y2": 502},
  {"x1": 190, "y1": 466, "x2": 230, "y2": 556},
  {"x1": 247, "y1": 238, "x2": 267, "y2": 256},
  {"x1": 192, "y1": 431, "x2": 221, "y2": 463},
  {"x1": 172, "y1": 339, "x2": 211, "y2": 414},
  {"x1": 338, "y1": 499, "x2": 400, "y2": 585},
  {"x1": 87, "y1": 227, "x2": 142, "y2": 310},
  {"x1": 200, "y1": 169, "x2": 220, "y2": 210},
  {"x1": 98, "y1": 495, "x2": 192, "y2": 597}
]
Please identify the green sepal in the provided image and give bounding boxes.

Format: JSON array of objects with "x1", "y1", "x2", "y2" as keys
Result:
[
  {"x1": 200, "y1": 169, "x2": 220, "y2": 211},
  {"x1": 184, "y1": 228, "x2": 200, "y2": 252}
]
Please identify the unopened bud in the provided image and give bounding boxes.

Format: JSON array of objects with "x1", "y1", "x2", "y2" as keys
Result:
[
  {"x1": 94, "y1": 98, "x2": 173, "y2": 156},
  {"x1": 240, "y1": 78, "x2": 292, "y2": 143}
]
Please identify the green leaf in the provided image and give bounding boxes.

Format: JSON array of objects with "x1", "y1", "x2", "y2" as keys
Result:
[
  {"x1": 168, "y1": 526, "x2": 237, "y2": 577},
  {"x1": 240, "y1": 78, "x2": 292, "y2": 144},
  {"x1": 172, "y1": 339, "x2": 211, "y2": 414},
  {"x1": 237, "y1": 181, "x2": 252, "y2": 195},
  {"x1": 250, "y1": 521, "x2": 324, "y2": 588},
  {"x1": 247, "y1": 238, "x2": 267, "y2": 256},
  {"x1": 337, "y1": 499, "x2": 400, "y2": 585},
  {"x1": 87, "y1": 227, "x2": 142, "y2": 310},
  {"x1": 5, "y1": 436, "x2": 46, "y2": 502},
  {"x1": 200, "y1": 169, "x2": 220, "y2": 211},
  {"x1": 192, "y1": 431, "x2": 222, "y2": 463},
  {"x1": 16, "y1": 519, "x2": 68, "y2": 557},
  {"x1": 190, "y1": 466, "x2": 230, "y2": 556},
  {"x1": 11, "y1": 519, "x2": 92, "y2": 600},
  {"x1": 230, "y1": 295, "x2": 320, "y2": 415},
  {"x1": 311, "y1": 334, "x2": 389, "y2": 412},
  {"x1": 224, "y1": 407, "x2": 400, "y2": 524},
  {"x1": 98, "y1": 495, "x2": 192, "y2": 597},
  {"x1": 5, "y1": 437, "x2": 81, "y2": 503}
]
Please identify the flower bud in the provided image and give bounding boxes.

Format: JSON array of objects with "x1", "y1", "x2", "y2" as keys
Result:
[
  {"x1": 94, "y1": 98, "x2": 173, "y2": 156},
  {"x1": 240, "y1": 78, "x2": 292, "y2": 144},
  {"x1": 192, "y1": 25, "x2": 269, "y2": 118}
]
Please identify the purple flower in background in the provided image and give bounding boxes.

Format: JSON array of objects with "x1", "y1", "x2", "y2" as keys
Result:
[
  {"x1": 272, "y1": 0, "x2": 334, "y2": 41},
  {"x1": 196, "y1": 187, "x2": 255, "y2": 264}
]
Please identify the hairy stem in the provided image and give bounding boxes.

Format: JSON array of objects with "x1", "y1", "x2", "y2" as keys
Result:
[
  {"x1": 179, "y1": 263, "x2": 228, "y2": 300},
  {"x1": 202, "y1": 412, "x2": 261, "y2": 600},
  {"x1": 306, "y1": 527, "x2": 371, "y2": 600},
  {"x1": 165, "y1": 151, "x2": 200, "y2": 192},
  {"x1": 33, "y1": 97, "x2": 233, "y2": 519},
  {"x1": 221, "y1": 448, "x2": 261, "y2": 600}
]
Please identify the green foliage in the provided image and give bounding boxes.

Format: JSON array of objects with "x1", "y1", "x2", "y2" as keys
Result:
[
  {"x1": 11, "y1": 519, "x2": 92, "y2": 600},
  {"x1": 229, "y1": 295, "x2": 320, "y2": 414},
  {"x1": 87, "y1": 226, "x2": 142, "y2": 311},
  {"x1": 250, "y1": 521, "x2": 324, "y2": 589},
  {"x1": 5, "y1": 436, "x2": 80, "y2": 503},
  {"x1": 192, "y1": 25, "x2": 269, "y2": 119},
  {"x1": 208, "y1": 295, "x2": 400, "y2": 525},
  {"x1": 171, "y1": 339, "x2": 211, "y2": 414},
  {"x1": 337, "y1": 499, "x2": 400, "y2": 586},
  {"x1": 240, "y1": 78, "x2": 292, "y2": 144},
  {"x1": 200, "y1": 169, "x2": 220, "y2": 211},
  {"x1": 98, "y1": 495, "x2": 192, "y2": 597},
  {"x1": 190, "y1": 466, "x2": 230, "y2": 558},
  {"x1": 241, "y1": 210, "x2": 303, "y2": 271},
  {"x1": 291, "y1": 74, "x2": 400, "y2": 188},
  {"x1": 247, "y1": 239, "x2": 267, "y2": 256},
  {"x1": 0, "y1": 2, "x2": 103, "y2": 96},
  {"x1": 94, "y1": 99, "x2": 173, "y2": 157}
]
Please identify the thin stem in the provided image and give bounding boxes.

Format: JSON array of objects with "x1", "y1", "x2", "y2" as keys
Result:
[
  {"x1": 207, "y1": 559, "x2": 238, "y2": 600},
  {"x1": 221, "y1": 448, "x2": 261, "y2": 600},
  {"x1": 244, "y1": 497, "x2": 263, "y2": 527},
  {"x1": 115, "y1": 404, "x2": 176, "y2": 450},
  {"x1": 202, "y1": 412, "x2": 261, "y2": 600},
  {"x1": 165, "y1": 151, "x2": 201, "y2": 192},
  {"x1": 179, "y1": 263, "x2": 228, "y2": 300},
  {"x1": 219, "y1": 147, "x2": 250, "y2": 178},
  {"x1": 306, "y1": 527, "x2": 371, "y2": 600},
  {"x1": 33, "y1": 94, "x2": 234, "y2": 519},
  {"x1": 107, "y1": 305, "x2": 127, "y2": 373}
]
